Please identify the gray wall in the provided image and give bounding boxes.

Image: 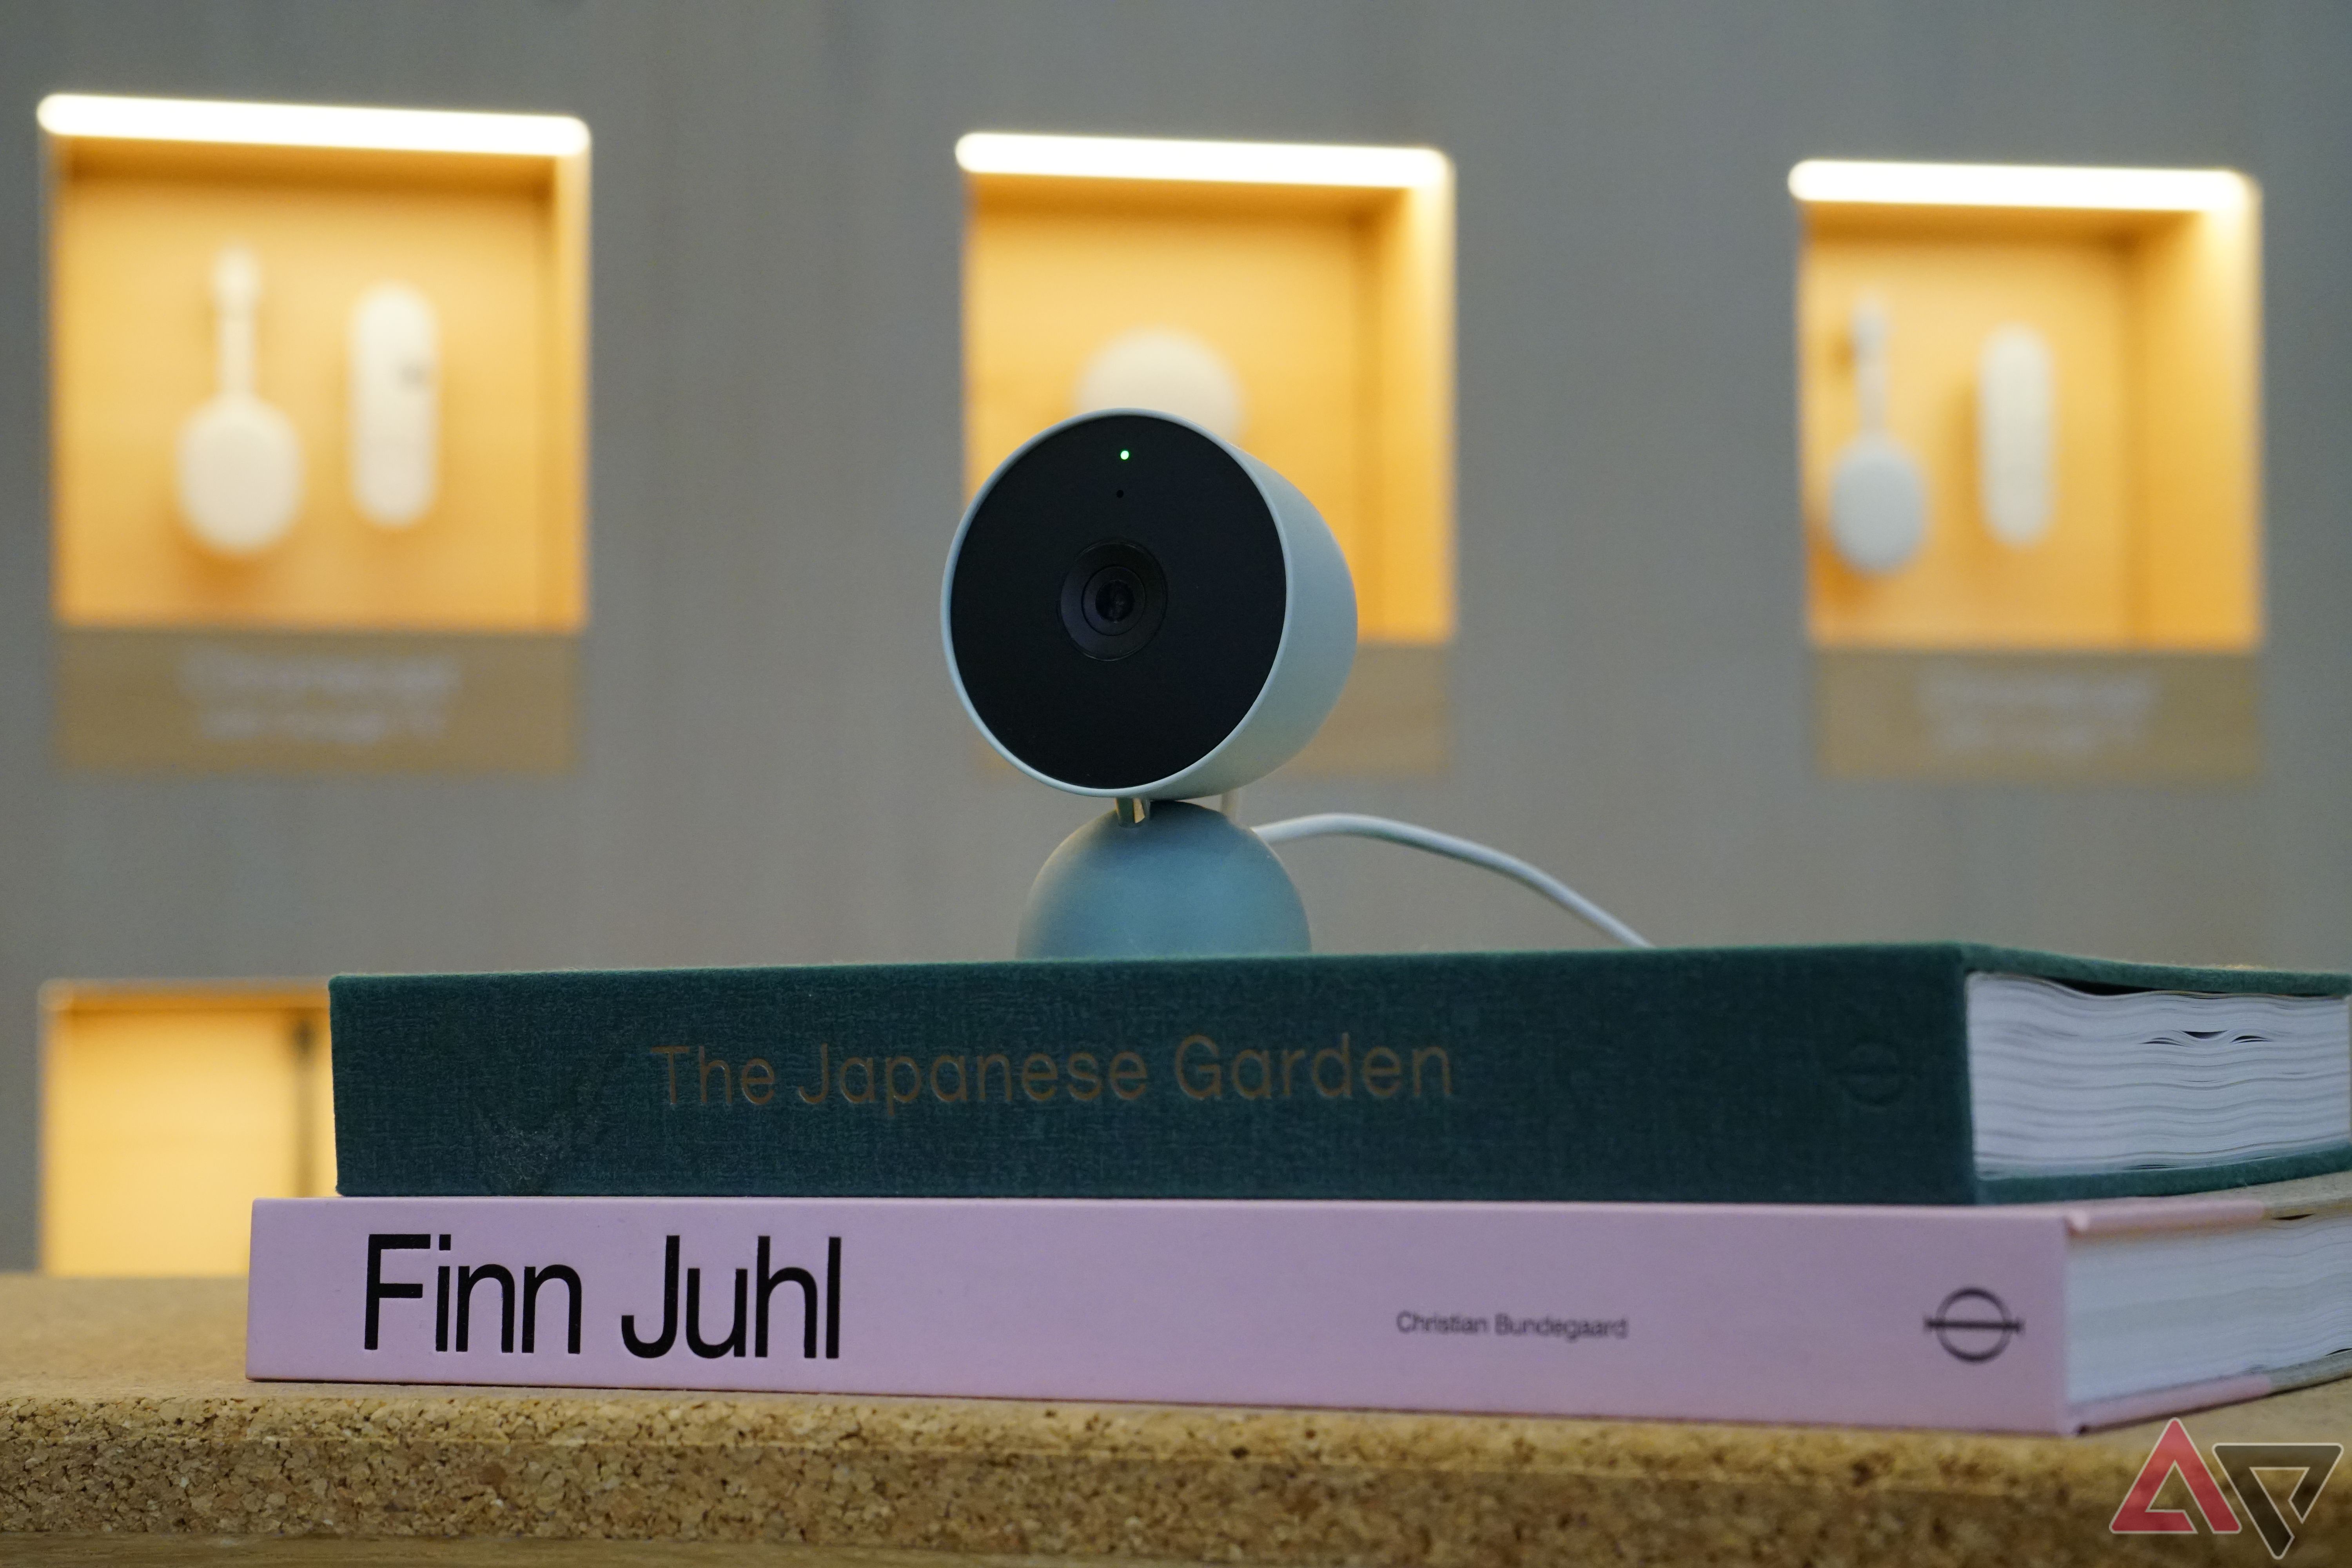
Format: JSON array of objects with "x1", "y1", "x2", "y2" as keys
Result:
[{"x1": 4, "y1": 0, "x2": 2348, "y2": 1267}]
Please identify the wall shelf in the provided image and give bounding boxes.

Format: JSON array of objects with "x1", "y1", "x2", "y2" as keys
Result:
[
  {"x1": 42, "y1": 94, "x2": 589, "y2": 773},
  {"x1": 960, "y1": 134, "x2": 1455, "y2": 775},
  {"x1": 1791, "y1": 160, "x2": 2262, "y2": 781},
  {"x1": 40, "y1": 981, "x2": 332, "y2": 1277}
]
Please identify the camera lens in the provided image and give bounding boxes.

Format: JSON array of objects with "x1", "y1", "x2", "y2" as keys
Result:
[
  {"x1": 1085, "y1": 569, "x2": 1138, "y2": 632},
  {"x1": 1060, "y1": 541, "x2": 1167, "y2": 659}
]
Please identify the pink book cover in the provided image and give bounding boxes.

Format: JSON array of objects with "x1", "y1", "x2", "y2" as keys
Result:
[{"x1": 248, "y1": 1195, "x2": 2109, "y2": 1432}]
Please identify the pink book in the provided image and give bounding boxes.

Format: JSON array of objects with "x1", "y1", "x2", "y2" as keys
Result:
[{"x1": 246, "y1": 1184, "x2": 2352, "y2": 1435}]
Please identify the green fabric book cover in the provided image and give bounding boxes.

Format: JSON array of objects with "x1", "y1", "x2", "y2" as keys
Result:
[{"x1": 328, "y1": 944, "x2": 2352, "y2": 1206}]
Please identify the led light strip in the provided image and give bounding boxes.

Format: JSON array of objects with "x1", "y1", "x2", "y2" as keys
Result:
[
  {"x1": 956, "y1": 131, "x2": 1448, "y2": 190},
  {"x1": 1788, "y1": 158, "x2": 2247, "y2": 212},
  {"x1": 36, "y1": 93, "x2": 588, "y2": 158}
]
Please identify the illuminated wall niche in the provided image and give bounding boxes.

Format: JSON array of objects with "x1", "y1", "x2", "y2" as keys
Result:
[
  {"x1": 42, "y1": 94, "x2": 589, "y2": 771},
  {"x1": 1792, "y1": 160, "x2": 2262, "y2": 781},
  {"x1": 960, "y1": 133, "x2": 1455, "y2": 774},
  {"x1": 42, "y1": 982, "x2": 333, "y2": 1277}
]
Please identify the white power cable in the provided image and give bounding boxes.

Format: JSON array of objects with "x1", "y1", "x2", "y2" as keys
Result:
[{"x1": 1252, "y1": 813, "x2": 1652, "y2": 949}]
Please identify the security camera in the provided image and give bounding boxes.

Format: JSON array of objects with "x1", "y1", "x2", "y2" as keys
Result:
[
  {"x1": 943, "y1": 410, "x2": 1356, "y2": 959},
  {"x1": 944, "y1": 410, "x2": 1356, "y2": 802},
  {"x1": 944, "y1": 409, "x2": 1653, "y2": 961}
]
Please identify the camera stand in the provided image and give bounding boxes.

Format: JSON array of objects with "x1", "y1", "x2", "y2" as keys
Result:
[{"x1": 1017, "y1": 799, "x2": 1311, "y2": 960}]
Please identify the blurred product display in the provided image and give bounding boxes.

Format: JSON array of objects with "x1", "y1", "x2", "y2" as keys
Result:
[
  {"x1": 348, "y1": 280, "x2": 441, "y2": 527},
  {"x1": 174, "y1": 244, "x2": 303, "y2": 556},
  {"x1": 1825, "y1": 292, "x2": 1927, "y2": 575},
  {"x1": 42, "y1": 92, "x2": 590, "y2": 774},
  {"x1": 1072, "y1": 326, "x2": 1248, "y2": 441},
  {"x1": 1977, "y1": 322, "x2": 2057, "y2": 547},
  {"x1": 1791, "y1": 158, "x2": 2262, "y2": 782},
  {"x1": 1793, "y1": 158, "x2": 2259, "y2": 654}
]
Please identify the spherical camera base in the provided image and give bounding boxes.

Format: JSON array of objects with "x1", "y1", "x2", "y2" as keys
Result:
[{"x1": 1017, "y1": 802, "x2": 1310, "y2": 960}]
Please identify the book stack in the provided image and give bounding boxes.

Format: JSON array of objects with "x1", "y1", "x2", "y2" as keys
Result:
[{"x1": 248, "y1": 943, "x2": 2352, "y2": 1434}]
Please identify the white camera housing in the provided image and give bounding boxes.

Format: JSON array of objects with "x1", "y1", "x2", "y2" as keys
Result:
[{"x1": 943, "y1": 410, "x2": 1356, "y2": 801}]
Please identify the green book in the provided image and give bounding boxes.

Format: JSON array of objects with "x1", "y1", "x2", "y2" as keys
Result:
[{"x1": 328, "y1": 944, "x2": 2352, "y2": 1205}]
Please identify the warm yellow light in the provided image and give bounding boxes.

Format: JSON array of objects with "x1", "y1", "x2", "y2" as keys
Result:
[
  {"x1": 1788, "y1": 158, "x2": 2248, "y2": 212},
  {"x1": 36, "y1": 92, "x2": 589, "y2": 158},
  {"x1": 956, "y1": 131, "x2": 1449, "y2": 189}
]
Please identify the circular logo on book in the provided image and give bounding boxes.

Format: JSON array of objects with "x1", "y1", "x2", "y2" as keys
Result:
[
  {"x1": 1832, "y1": 1040, "x2": 1909, "y2": 1107},
  {"x1": 1926, "y1": 1287, "x2": 2023, "y2": 1362}
]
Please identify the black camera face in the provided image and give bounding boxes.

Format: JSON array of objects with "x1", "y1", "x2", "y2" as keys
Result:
[{"x1": 948, "y1": 414, "x2": 1288, "y2": 792}]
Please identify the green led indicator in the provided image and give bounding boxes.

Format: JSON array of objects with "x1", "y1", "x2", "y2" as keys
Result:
[{"x1": 1118, "y1": 449, "x2": 1131, "y2": 460}]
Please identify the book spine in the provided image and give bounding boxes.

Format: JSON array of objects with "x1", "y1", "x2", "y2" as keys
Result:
[
  {"x1": 248, "y1": 1195, "x2": 2072, "y2": 1432},
  {"x1": 328, "y1": 950, "x2": 1982, "y2": 1203}
]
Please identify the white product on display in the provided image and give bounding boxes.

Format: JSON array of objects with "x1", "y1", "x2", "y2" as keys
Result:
[
  {"x1": 1072, "y1": 327, "x2": 1245, "y2": 441},
  {"x1": 348, "y1": 282, "x2": 441, "y2": 527},
  {"x1": 175, "y1": 245, "x2": 304, "y2": 556},
  {"x1": 1976, "y1": 323, "x2": 2055, "y2": 547},
  {"x1": 1826, "y1": 293, "x2": 1927, "y2": 576}
]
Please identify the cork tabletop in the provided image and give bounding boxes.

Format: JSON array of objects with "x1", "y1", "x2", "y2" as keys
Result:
[{"x1": 2, "y1": 1275, "x2": 2344, "y2": 1565}]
